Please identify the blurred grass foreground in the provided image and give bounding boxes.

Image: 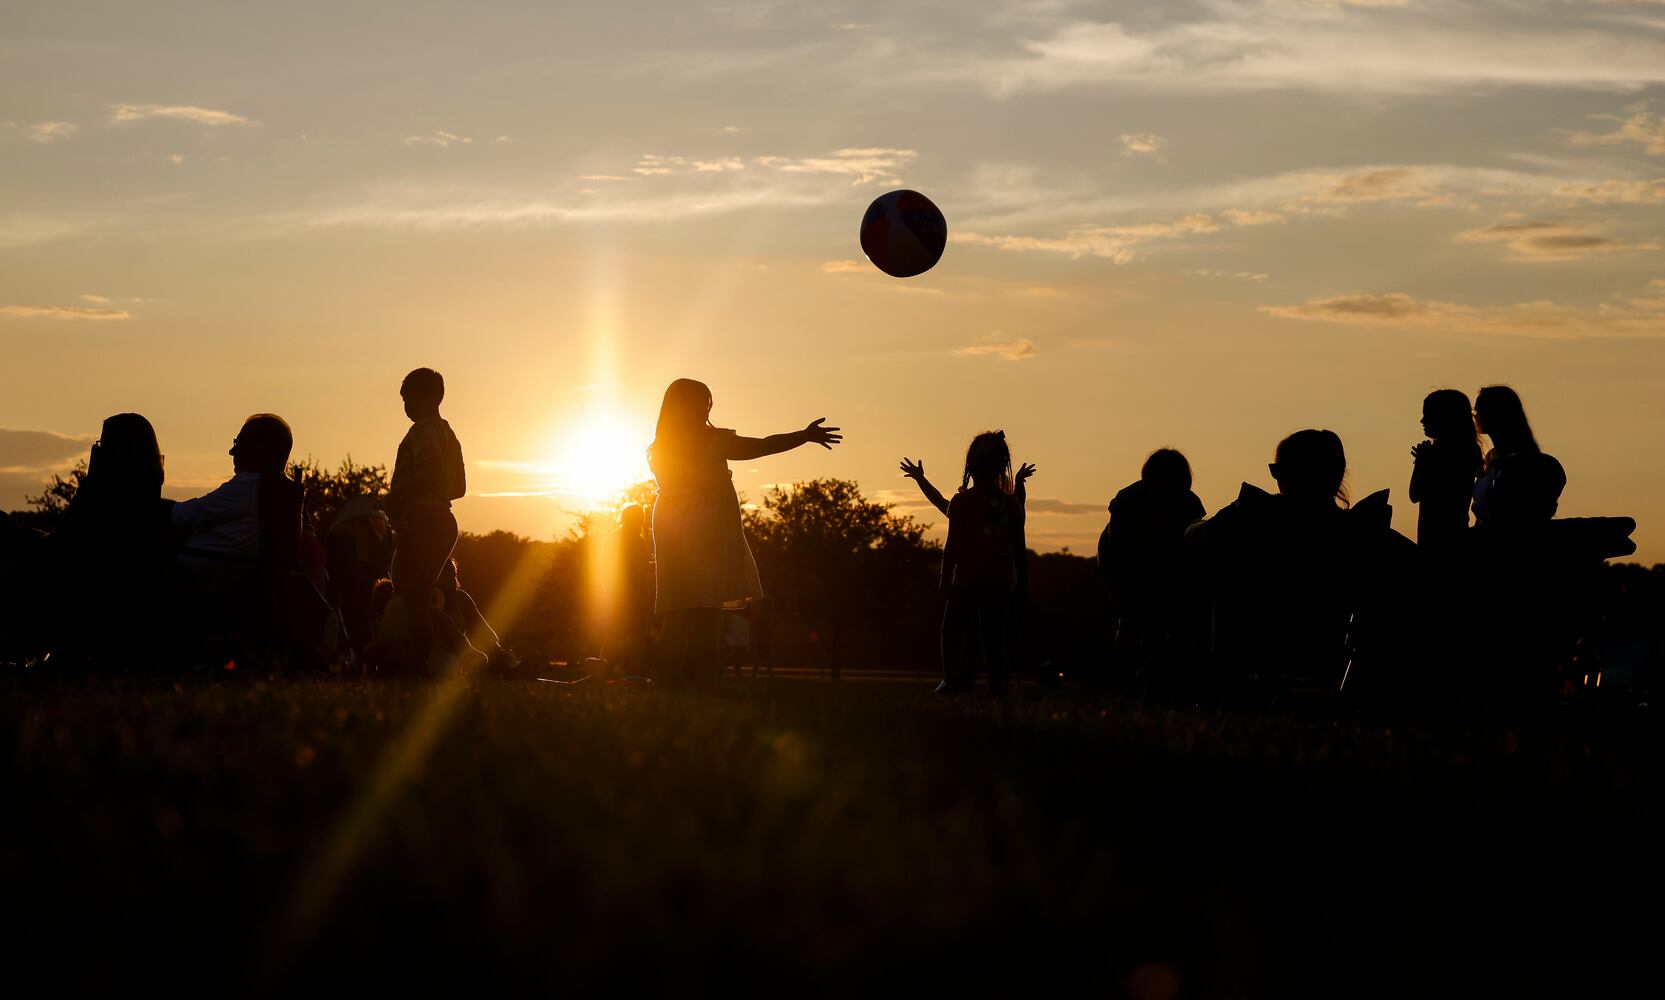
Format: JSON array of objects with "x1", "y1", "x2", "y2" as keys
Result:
[{"x1": 3, "y1": 674, "x2": 1661, "y2": 995}]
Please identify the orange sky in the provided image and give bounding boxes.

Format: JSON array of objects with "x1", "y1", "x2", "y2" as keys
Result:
[{"x1": 4, "y1": 2, "x2": 1665, "y2": 560}]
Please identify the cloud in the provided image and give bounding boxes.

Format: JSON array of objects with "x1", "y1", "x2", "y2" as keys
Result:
[
  {"x1": 299, "y1": 147, "x2": 919, "y2": 230},
  {"x1": 0, "y1": 304, "x2": 132, "y2": 321},
  {"x1": 1454, "y1": 219, "x2": 1643, "y2": 262},
  {"x1": 81, "y1": 293, "x2": 164, "y2": 305},
  {"x1": 954, "y1": 212, "x2": 1225, "y2": 263},
  {"x1": 1221, "y1": 208, "x2": 1285, "y2": 226},
  {"x1": 1560, "y1": 104, "x2": 1665, "y2": 156},
  {"x1": 111, "y1": 104, "x2": 253, "y2": 126},
  {"x1": 774, "y1": 147, "x2": 916, "y2": 184},
  {"x1": 634, "y1": 153, "x2": 747, "y2": 175},
  {"x1": 820, "y1": 260, "x2": 868, "y2": 273},
  {"x1": 955, "y1": 336, "x2": 1037, "y2": 360},
  {"x1": 1120, "y1": 132, "x2": 1165, "y2": 157},
  {"x1": 1193, "y1": 269, "x2": 1271, "y2": 282},
  {"x1": 27, "y1": 121, "x2": 76, "y2": 143},
  {"x1": 1300, "y1": 166, "x2": 1437, "y2": 207},
  {"x1": 405, "y1": 130, "x2": 472, "y2": 147},
  {"x1": 0, "y1": 428, "x2": 95, "y2": 470},
  {"x1": 1553, "y1": 178, "x2": 1665, "y2": 204},
  {"x1": 1263, "y1": 280, "x2": 1665, "y2": 338},
  {"x1": 976, "y1": 7, "x2": 1665, "y2": 96},
  {"x1": 1024, "y1": 497, "x2": 1103, "y2": 515}
]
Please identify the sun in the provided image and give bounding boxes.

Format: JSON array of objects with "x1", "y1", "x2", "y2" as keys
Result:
[{"x1": 551, "y1": 411, "x2": 649, "y2": 506}]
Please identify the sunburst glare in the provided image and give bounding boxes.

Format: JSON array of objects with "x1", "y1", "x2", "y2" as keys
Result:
[{"x1": 550, "y1": 409, "x2": 649, "y2": 506}]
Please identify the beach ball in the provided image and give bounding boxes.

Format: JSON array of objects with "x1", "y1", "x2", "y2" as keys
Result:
[{"x1": 860, "y1": 189, "x2": 947, "y2": 278}]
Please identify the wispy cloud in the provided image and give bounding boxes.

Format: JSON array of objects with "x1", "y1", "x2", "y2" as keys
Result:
[
  {"x1": 111, "y1": 103, "x2": 254, "y2": 126},
  {"x1": 1560, "y1": 103, "x2": 1665, "y2": 155},
  {"x1": 1193, "y1": 268, "x2": 1271, "y2": 283},
  {"x1": 405, "y1": 130, "x2": 472, "y2": 147},
  {"x1": 27, "y1": 121, "x2": 76, "y2": 143},
  {"x1": 820, "y1": 260, "x2": 868, "y2": 274},
  {"x1": 1454, "y1": 219, "x2": 1646, "y2": 262},
  {"x1": 976, "y1": 8, "x2": 1665, "y2": 96},
  {"x1": 774, "y1": 147, "x2": 916, "y2": 184},
  {"x1": 82, "y1": 293, "x2": 164, "y2": 305},
  {"x1": 1119, "y1": 132, "x2": 1166, "y2": 157},
  {"x1": 634, "y1": 153, "x2": 745, "y2": 174},
  {"x1": 1263, "y1": 279, "x2": 1665, "y2": 338},
  {"x1": 0, "y1": 304, "x2": 132, "y2": 321},
  {"x1": 1025, "y1": 497, "x2": 1102, "y2": 515},
  {"x1": 955, "y1": 336, "x2": 1037, "y2": 360},
  {"x1": 954, "y1": 212, "x2": 1225, "y2": 264},
  {"x1": 1553, "y1": 178, "x2": 1665, "y2": 204}
]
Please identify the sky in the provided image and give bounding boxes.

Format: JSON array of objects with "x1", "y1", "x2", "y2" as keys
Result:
[{"x1": 4, "y1": 0, "x2": 1665, "y2": 560}]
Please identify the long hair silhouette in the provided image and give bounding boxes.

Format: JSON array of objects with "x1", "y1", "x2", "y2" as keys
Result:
[
  {"x1": 648, "y1": 378, "x2": 714, "y2": 468},
  {"x1": 960, "y1": 431, "x2": 1014, "y2": 493},
  {"x1": 1475, "y1": 385, "x2": 1538, "y2": 461}
]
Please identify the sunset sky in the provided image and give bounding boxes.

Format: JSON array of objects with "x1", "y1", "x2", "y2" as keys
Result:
[{"x1": 5, "y1": 1, "x2": 1665, "y2": 560}]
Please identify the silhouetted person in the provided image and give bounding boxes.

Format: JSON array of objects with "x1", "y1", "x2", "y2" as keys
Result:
[
  {"x1": 596, "y1": 503, "x2": 655, "y2": 677},
  {"x1": 20, "y1": 414, "x2": 173, "y2": 655},
  {"x1": 324, "y1": 495, "x2": 393, "y2": 655},
  {"x1": 648, "y1": 378, "x2": 840, "y2": 685},
  {"x1": 1409, "y1": 389, "x2": 1482, "y2": 550},
  {"x1": 901, "y1": 455, "x2": 1035, "y2": 517},
  {"x1": 1098, "y1": 448, "x2": 1206, "y2": 687},
  {"x1": 1471, "y1": 385, "x2": 1550, "y2": 528},
  {"x1": 938, "y1": 431, "x2": 1028, "y2": 696},
  {"x1": 173, "y1": 414, "x2": 300, "y2": 596},
  {"x1": 1188, "y1": 429, "x2": 1409, "y2": 702},
  {"x1": 385, "y1": 368, "x2": 466, "y2": 672},
  {"x1": 433, "y1": 558, "x2": 501, "y2": 670}
]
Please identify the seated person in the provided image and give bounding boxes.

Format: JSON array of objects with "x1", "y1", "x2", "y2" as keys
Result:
[
  {"x1": 13, "y1": 415, "x2": 172, "y2": 656},
  {"x1": 173, "y1": 414, "x2": 301, "y2": 595},
  {"x1": 1098, "y1": 448, "x2": 1207, "y2": 676},
  {"x1": 1187, "y1": 430, "x2": 1409, "y2": 696},
  {"x1": 435, "y1": 558, "x2": 509, "y2": 668}
]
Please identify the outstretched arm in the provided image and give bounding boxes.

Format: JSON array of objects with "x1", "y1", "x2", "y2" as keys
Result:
[
  {"x1": 724, "y1": 419, "x2": 842, "y2": 461},
  {"x1": 900, "y1": 458, "x2": 950, "y2": 516}
]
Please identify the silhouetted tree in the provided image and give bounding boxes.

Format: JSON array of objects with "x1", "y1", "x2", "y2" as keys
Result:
[
  {"x1": 286, "y1": 456, "x2": 390, "y2": 531},
  {"x1": 743, "y1": 478, "x2": 938, "y2": 678},
  {"x1": 12, "y1": 461, "x2": 90, "y2": 531}
]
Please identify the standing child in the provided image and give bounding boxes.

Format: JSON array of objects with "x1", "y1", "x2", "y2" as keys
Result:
[
  {"x1": 648, "y1": 378, "x2": 841, "y2": 684},
  {"x1": 1409, "y1": 389, "x2": 1482, "y2": 550},
  {"x1": 385, "y1": 367, "x2": 467, "y2": 671},
  {"x1": 938, "y1": 431, "x2": 1029, "y2": 696}
]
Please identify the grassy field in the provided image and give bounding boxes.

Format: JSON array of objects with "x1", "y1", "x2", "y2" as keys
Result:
[{"x1": 3, "y1": 671, "x2": 1661, "y2": 995}]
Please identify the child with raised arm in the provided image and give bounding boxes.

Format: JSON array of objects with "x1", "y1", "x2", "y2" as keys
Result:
[
  {"x1": 935, "y1": 431, "x2": 1029, "y2": 696},
  {"x1": 901, "y1": 456, "x2": 1035, "y2": 517},
  {"x1": 1409, "y1": 389, "x2": 1482, "y2": 550},
  {"x1": 649, "y1": 378, "x2": 841, "y2": 684},
  {"x1": 385, "y1": 367, "x2": 467, "y2": 672}
]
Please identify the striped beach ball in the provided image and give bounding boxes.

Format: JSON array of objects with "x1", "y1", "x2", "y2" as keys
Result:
[{"x1": 859, "y1": 189, "x2": 947, "y2": 278}]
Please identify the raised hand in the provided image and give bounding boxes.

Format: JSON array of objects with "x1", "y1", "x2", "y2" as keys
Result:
[
  {"x1": 900, "y1": 457, "x2": 926, "y2": 481},
  {"x1": 1016, "y1": 462, "x2": 1037, "y2": 485},
  {"x1": 803, "y1": 418, "x2": 843, "y2": 450},
  {"x1": 1411, "y1": 440, "x2": 1431, "y2": 461}
]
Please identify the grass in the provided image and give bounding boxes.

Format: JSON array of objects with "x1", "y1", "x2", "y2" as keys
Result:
[{"x1": 3, "y1": 672, "x2": 1661, "y2": 995}]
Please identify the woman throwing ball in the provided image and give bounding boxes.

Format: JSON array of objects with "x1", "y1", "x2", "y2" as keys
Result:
[{"x1": 648, "y1": 379, "x2": 841, "y2": 683}]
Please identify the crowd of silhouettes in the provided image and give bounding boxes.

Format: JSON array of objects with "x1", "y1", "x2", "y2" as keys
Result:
[{"x1": 0, "y1": 375, "x2": 1642, "y2": 708}]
